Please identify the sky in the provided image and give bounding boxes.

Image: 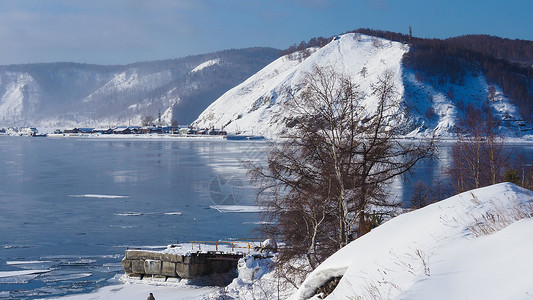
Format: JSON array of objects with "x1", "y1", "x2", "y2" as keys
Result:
[{"x1": 0, "y1": 0, "x2": 532, "y2": 65}]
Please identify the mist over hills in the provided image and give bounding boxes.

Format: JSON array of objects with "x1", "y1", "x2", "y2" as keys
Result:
[{"x1": 0, "y1": 47, "x2": 280, "y2": 128}]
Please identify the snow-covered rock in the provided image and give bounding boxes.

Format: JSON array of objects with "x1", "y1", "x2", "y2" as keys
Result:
[
  {"x1": 261, "y1": 238, "x2": 278, "y2": 253},
  {"x1": 237, "y1": 254, "x2": 273, "y2": 283},
  {"x1": 290, "y1": 183, "x2": 533, "y2": 299}
]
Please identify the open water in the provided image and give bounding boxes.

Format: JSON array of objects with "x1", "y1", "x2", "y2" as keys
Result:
[
  {"x1": 0, "y1": 136, "x2": 268, "y2": 299},
  {"x1": 0, "y1": 136, "x2": 531, "y2": 299}
]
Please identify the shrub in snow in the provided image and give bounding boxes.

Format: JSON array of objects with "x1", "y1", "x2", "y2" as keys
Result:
[
  {"x1": 261, "y1": 238, "x2": 278, "y2": 253},
  {"x1": 237, "y1": 254, "x2": 274, "y2": 283},
  {"x1": 465, "y1": 192, "x2": 533, "y2": 237}
]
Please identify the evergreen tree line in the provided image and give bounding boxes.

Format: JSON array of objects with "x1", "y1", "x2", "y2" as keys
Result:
[{"x1": 279, "y1": 37, "x2": 331, "y2": 57}]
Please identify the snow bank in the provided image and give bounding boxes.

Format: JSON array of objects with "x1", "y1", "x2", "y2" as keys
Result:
[
  {"x1": 291, "y1": 183, "x2": 533, "y2": 299},
  {"x1": 209, "y1": 254, "x2": 296, "y2": 300}
]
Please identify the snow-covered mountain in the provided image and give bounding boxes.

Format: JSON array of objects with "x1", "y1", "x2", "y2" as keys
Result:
[
  {"x1": 0, "y1": 48, "x2": 279, "y2": 128},
  {"x1": 194, "y1": 33, "x2": 528, "y2": 137}
]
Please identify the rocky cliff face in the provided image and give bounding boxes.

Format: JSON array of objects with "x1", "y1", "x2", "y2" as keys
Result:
[{"x1": 0, "y1": 47, "x2": 280, "y2": 128}]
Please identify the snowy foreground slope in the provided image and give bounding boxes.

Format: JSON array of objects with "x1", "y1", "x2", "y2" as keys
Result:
[
  {"x1": 194, "y1": 33, "x2": 524, "y2": 138},
  {"x1": 291, "y1": 183, "x2": 533, "y2": 300}
]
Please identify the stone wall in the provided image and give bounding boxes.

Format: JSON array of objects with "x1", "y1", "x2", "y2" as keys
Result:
[{"x1": 122, "y1": 249, "x2": 241, "y2": 279}]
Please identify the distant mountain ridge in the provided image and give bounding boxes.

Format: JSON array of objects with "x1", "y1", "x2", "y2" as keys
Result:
[{"x1": 0, "y1": 47, "x2": 280, "y2": 128}]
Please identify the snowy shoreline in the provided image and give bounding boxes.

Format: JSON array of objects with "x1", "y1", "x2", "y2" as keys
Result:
[
  {"x1": 2, "y1": 132, "x2": 533, "y2": 144},
  {"x1": 46, "y1": 133, "x2": 228, "y2": 140}
]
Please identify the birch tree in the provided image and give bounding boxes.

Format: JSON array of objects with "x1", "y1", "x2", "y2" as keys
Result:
[{"x1": 248, "y1": 66, "x2": 436, "y2": 274}]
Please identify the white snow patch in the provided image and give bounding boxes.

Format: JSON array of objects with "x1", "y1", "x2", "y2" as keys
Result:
[
  {"x1": 6, "y1": 260, "x2": 51, "y2": 265},
  {"x1": 0, "y1": 72, "x2": 40, "y2": 122},
  {"x1": 191, "y1": 59, "x2": 220, "y2": 73},
  {"x1": 209, "y1": 205, "x2": 263, "y2": 213},
  {"x1": 83, "y1": 69, "x2": 172, "y2": 103},
  {"x1": 163, "y1": 211, "x2": 183, "y2": 215},
  {"x1": 48, "y1": 275, "x2": 218, "y2": 299},
  {"x1": 114, "y1": 212, "x2": 143, "y2": 216},
  {"x1": 69, "y1": 194, "x2": 130, "y2": 199},
  {"x1": 0, "y1": 269, "x2": 51, "y2": 278},
  {"x1": 40, "y1": 272, "x2": 93, "y2": 283}
]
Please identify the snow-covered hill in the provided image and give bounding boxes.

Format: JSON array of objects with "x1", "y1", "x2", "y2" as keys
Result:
[
  {"x1": 290, "y1": 182, "x2": 533, "y2": 299},
  {"x1": 0, "y1": 48, "x2": 279, "y2": 128},
  {"x1": 194, "y1": 33, "x2": 526, "y2": 137}
]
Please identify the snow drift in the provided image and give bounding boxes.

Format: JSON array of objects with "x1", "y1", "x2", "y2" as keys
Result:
[{"x1": 290, "y1": 182, "x2": 533, "y2": 299}]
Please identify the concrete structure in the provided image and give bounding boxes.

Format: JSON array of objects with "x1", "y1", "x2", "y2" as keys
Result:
[{"x1": 122, "y1": 249, "x2": 242, "y2": 279}]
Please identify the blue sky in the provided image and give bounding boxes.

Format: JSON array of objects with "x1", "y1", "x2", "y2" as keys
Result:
[{"x1": 0, "y1": 0, "x2": 531, "y2": 65}]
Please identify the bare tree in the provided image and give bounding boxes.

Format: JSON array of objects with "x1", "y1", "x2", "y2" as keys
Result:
[
  {"x1": 409, "y1": 177, "x2": 452, "y2": 209},
  {"x1": 506, "y1": 154, "x2": 533, "y2": 190},
  {"x1": 248, "y1": 66, "x2": 436, "y2": 273},
  {"x1": 142, "y1": 115, "x2": 155, "y2": 126},
  {"x1": 448, "y1": 106, "x2": 511, "y2": 193},
  {"x1": 409, "y1": 181, "x2": 431, "y2": 209},
  {"x1": 487, "y1": 84, "x2": 497, "y2": 101}
]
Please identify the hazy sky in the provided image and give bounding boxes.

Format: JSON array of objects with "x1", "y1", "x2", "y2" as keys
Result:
[{"x1": 1, "y1": 0, "x2": 531, "y2": 65}]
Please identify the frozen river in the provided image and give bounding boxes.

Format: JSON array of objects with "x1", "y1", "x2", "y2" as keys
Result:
[{"x1": 0, "y1": 136, "x2": 269, "y2": 299}]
